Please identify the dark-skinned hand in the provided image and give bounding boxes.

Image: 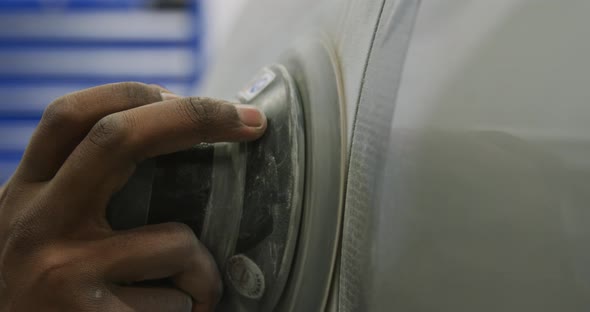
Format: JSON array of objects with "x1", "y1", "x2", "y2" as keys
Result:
[{"x1": 0, "y1": 82, "x2": 267, "y2": 312}]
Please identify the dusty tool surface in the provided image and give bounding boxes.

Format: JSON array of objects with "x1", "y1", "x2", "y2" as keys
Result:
[{"x1": 107, "y1": 64, "x2": 312, "y2": 312}]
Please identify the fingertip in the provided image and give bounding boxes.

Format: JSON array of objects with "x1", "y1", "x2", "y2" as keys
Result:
[{"x1": 235, "y1": 104, "x2": 267, "y2": 130}]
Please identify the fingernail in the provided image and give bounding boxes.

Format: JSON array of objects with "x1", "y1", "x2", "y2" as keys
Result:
[
  {"x1": 235, "y1": 104, "x2": 266, "y2": 129},
  {"x1": 161, "y1": 91, "x2": 181, "y2": 101}
]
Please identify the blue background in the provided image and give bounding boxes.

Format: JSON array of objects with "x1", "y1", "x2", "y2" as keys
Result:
[{"x1": 0, "y1": 0, "x2": 204, "y2": 183}]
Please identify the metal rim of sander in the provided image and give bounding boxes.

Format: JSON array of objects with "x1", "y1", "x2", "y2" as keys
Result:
[
  {"x1": 208, "y1": 38, "x2": 346, "y2": 312},
  {"x1": 273, "y1": 37, "x2": 346, "y2": 312},
  {"x1": 208, "y1": 63, "x2": 306, "y2": 311}
]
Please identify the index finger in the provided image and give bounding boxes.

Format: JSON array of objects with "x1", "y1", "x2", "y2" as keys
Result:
[
  {"x1": 15, "y1": 82, "x2": 167, "y2": 183},
  {"x1": 48, "y1": 96, "x2": 266, "y2": 215}
]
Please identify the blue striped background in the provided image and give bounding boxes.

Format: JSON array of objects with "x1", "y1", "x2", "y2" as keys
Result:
[
  {"x1": 0, "y1": 1, "x2": 147, "y2": 11},
  {"x1": 0, "y1": 0, "x2": 204, "y2": 183}
]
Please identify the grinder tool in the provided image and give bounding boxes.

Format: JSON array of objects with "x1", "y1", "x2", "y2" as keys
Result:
[
  {"x1": 107, "y1": 40, "x2": 344, "y2": 312},
  {"x1": 108, "y1": 64, "x2": 303, "y2": 311}
]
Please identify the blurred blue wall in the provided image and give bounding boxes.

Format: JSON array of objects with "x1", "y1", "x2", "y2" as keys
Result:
[{"x1": 0, "y1": 0, "x2": 204, "y2": 183}]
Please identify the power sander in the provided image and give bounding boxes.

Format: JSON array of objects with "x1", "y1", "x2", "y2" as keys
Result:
[
  {"x1": 107, "y1": 64, "x2": 304, "y2": 311},
  {"x1": 107, "y1": 39, "x2": 345, "y2": 312}
]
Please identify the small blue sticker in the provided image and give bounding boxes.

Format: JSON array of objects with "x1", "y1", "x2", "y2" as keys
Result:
[{"x1": 238, "y1": 68, "x2": 276, "y2": 102}]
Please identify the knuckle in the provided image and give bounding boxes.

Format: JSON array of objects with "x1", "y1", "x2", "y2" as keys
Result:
[
  {"x1": 36, "y1": 249, "x2": 79, "y2": 287},
  {"x1": 35, "y1": 246, "x2": 98, "y2": 288},
  {"x1": 87, "y1": 113, "x2": 131, "y2": 149},
  {"x1": 112, "y1": 82, "x2": 154, "y2": 102},
  {"x1": 42, "y1": 95, "x2": 82, "y2": 129},
  {"x1": 160, "y1": 222, "x2": 200, "y2": 254},
  {"x1": 182, "y1": 97, "x2": 222, "y2": 128},
  {"x1": 164, "y1": 222, "x2": 197, "y2": 244}
]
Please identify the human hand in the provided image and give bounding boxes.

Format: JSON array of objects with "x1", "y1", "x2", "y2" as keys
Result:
[{"x1": 0, "y1": 82, "x2": 267, "y2": 311}]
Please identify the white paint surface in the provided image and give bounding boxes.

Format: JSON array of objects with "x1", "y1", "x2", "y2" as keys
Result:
[{"x1": 201, "y1": 0, "x2": 249, "y2": 60}]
